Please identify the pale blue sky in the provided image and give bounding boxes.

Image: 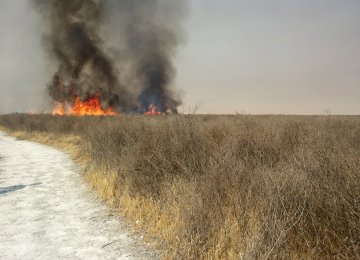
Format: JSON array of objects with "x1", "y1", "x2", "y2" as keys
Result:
[{"x1": 1, "y1": 0, "x2": 360, "y2": 114}]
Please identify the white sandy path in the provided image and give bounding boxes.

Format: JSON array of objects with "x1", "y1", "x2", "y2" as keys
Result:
[{"x1": 0, "y1": 132, "x2": 158, "y2": 260}]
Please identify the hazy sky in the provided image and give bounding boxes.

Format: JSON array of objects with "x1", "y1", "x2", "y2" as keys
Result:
[{"x1": 1, "y1": 0, "x2": 359, "y2": 114}]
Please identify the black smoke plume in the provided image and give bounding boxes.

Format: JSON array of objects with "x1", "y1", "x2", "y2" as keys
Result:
[{"x1": 31, "y1": 0, "x2": 187, "y2": 113}]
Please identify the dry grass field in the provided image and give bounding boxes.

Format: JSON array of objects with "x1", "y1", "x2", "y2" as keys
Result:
[{"x1": 0, "y1": 114, "x2": 359, "y2": 259}]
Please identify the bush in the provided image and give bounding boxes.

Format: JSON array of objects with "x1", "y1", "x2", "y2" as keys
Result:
[{"x1": 1, "y1": 114, "x2": 359, "y2": 259}]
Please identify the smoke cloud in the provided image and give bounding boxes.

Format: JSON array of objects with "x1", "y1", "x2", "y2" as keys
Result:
[{"x1": 31, "y1": 0, "x2": 187, "y2": 113}]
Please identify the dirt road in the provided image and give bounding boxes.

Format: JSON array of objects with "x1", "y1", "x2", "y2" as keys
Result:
[{"x1": 0, "y1": 132, "x2": 157, "y2": 260}]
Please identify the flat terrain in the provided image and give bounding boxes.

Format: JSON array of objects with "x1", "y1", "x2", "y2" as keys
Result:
[
  {"x1": 0, "y1": 114, "x2": 359, "y2": 259},
  {"x1": 0, "y1": 131, "x2": 157, "y2": 260}
]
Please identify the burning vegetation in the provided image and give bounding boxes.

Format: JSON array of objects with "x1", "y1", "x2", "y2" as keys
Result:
[
  {"x1": 31, "y1": 0, "x2": 187, "y2": 115},
  {"x1": 52, "y1": 95, "x2": 161, "y2": 116},
  {"x1": 52, "y1": 96, "x2": 118, "y2": 116}
]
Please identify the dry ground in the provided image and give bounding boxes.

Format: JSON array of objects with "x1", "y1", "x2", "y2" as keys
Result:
[
  {"x1": 0, "y1": 132, "x2": 157, "y2": 259},
  {"x1": 0, "y1": 114, "x2": 359, "y2": 259}
]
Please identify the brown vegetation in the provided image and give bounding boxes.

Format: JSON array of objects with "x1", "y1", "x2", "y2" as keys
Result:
[{"x1": 0, "y1": 114, "x2": 359, "y2": 259}]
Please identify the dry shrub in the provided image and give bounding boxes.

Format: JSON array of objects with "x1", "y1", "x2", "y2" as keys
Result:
[{"x1": 1, "y1": 114, "x2": 359, "y2": 259}]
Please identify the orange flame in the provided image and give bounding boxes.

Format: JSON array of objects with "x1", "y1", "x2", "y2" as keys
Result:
[
  {"x1": 144, "y1": 104, "x2": 162, "y2": 115},
  {"x1": 71, "y1": 96, "x2": 117, "y2": 116},
  {"x1": 52, "y1": 96, "x2": 118, "y2": 116},
  {"x1": 53, "y1": 102, "x2": 65, "y2": 116}
]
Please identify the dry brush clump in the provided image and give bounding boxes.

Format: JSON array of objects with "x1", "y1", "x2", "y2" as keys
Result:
[{"x1": 0, "y1": 114, "x2": 359, "y2": 259}]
